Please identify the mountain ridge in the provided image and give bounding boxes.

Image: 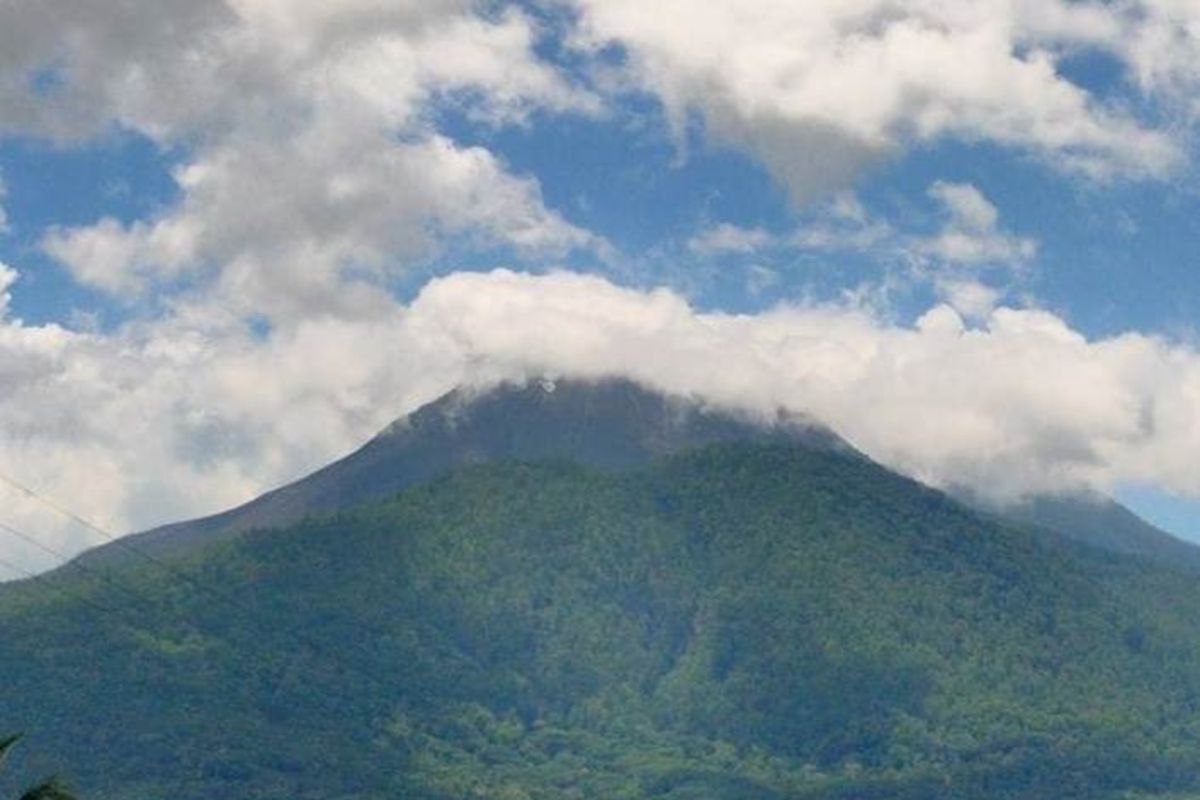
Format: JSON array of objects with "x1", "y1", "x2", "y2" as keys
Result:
[
  {"x1": 75, "y1": 377, "x2": 851, "y2": 567},
  {"x1": 71, "y1": 375, "x2": 1200, "y2": 575},
  {"x1": 961, "y1": 488, "x2": 1200, "y2": 572}
]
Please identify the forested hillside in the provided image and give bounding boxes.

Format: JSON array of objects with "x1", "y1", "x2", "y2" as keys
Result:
[{"x1": 5, "y1": 442, "x2": 1200, "y2": 799}]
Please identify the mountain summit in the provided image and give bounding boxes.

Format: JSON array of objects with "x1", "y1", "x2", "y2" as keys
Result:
[
  {"x1": 84, "y1": 377, "x2": 848, "y2": 565},
  {"x1": 82, "y1": 376, "x2": 1197, "y2": 572}
]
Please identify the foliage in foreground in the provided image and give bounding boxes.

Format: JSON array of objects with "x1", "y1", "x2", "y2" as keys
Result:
[{"x1": 0, "y1": 735, "x2": 74, "y2": 800}]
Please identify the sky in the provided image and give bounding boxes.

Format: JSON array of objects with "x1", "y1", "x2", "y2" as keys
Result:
[{"x1": 3, "y1": 0, "x2": 1200, "y2": 573}]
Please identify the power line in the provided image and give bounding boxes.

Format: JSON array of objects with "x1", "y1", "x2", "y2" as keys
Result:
[
  {"x1": 0, "y1": 519, "x2": 159, "y2": 612},
  {"x1": 0, "y1": 468, "x2": 372, "y2": 658},
  {"x1": 0, "y1": 470, "x2": 168, "y2": 569},
  {"x1": 0, "y1": 468, "x2": 402, "y2": 678},
  {"x1": 0, "y1": 469, "x2": 288, "y2": 624},
  {"x1": 0, "y1": 471, "x2": 114, "y2": 542}
]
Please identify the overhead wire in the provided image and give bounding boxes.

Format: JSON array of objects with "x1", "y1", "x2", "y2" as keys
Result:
[
  {"x1": 0, "y1": 518, "x2": 161, "y2": 611},
  {"x1": 0, "y1": 469, "x2": 371, "y2": 659},
  {"x1": 0, "y1": 467, "x2": 409, "y2": 679},
  {"x1": 0, "y1": 552, "x2": 123, "y2": 618},
  {"x1": 0, "y1": 470, "x2": 235, "y2": 599}
]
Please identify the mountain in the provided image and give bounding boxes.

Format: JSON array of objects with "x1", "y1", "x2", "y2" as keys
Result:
[
  {"x1": 82, "y1": 377, "x2": 1195, "y2": 571},
  {"x1": 989, "y1": 491, "x2": 1200, "y2": 572},
  {"x1": 79, "y1": 378, "x2": 846, "y2": 566},
  {"x1": 5, "y1": 379, "x2": 1200, "y2": 799}
]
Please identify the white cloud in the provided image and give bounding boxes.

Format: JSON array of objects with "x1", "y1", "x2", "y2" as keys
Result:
[
  {"x1": 1117, "y1": 0, "x2": 1200, "y2": 101},
  {"x1": 931, "y1": 182, "x2": 1000, "y2": 232},
  {"x1": 2, "y1": 1, "x2": 601, "y2": 319},
  {"x1": 687, "y1": 223, "x2": 774, "y2": 256},
  {"x1": 0, "y1": 286, "x2": 468, "y2": 573},
  {"x1": 0, "y1": 1, "x2": 597, "y2": 142},
  {"x1": 917, "y1": 182, "x2": 1038, "y2": 266},
  {"x1": 936, "y1": 278, "x2": 1001, "y2": 322},
  {"x1": 6, "y1": 268, "x2": 1200, "y2": 576},
  {"x1": 408, "y1": 270, "x2": 1200, "y2": 509},
  {"x1": 570, "y1": 0, "x2": 1188, "y2": 202},
  {"x1": 43, "y1": 134, "x2": 596, "y2": 318},
  {"x1": 781, "y1": 183, "x2": 1035, "y2": 280},
  {"x1": 789, "y1": 193, "x2": 897, "y2": 253},
  {"x1": 0, "y1": 263, "x2": 16, "y2": 316},
  {"x1": 3, "y1": 0, "x2": 1194, "y2": 325}
]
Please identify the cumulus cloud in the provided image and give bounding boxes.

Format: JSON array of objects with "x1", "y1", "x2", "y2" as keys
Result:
[
  {"x1": 0, "y1": 1, "x2": 596, "y2": 142},
  {"x1": 0, "y1": 283, "x2": 467, "y2": 572},
  {"x1": 789, "y1": 193, "x2": 897, "y2": 254},
  {"x1": 5, "y1": 0, "x2": 1195, "y2": 322},
  {"x1": 570, "y1": 0, "x2": 1189, "y2": 202},
  {"x1": 5, "y1": 1, "x2": 601, "y2": 318},
  {"x1": 43, "y1": 134, "x2": 595, "y2": 318},
  {"x1": 5, "y1": 268, "x2": 1200, "y2": 575},
  {"x1": 409, "y1": 270, "x2": 1200, "y2": 507}
]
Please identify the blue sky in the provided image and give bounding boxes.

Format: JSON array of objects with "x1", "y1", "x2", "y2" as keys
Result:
[
  {"x1": 3, "y1": 0, "x2": 1200, "y2": 568},
  {"x1": 9, "y1": 95, "x2": 1198, "y2": 337}
]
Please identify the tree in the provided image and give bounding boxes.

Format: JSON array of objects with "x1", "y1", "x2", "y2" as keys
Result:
[{"x1": 0, "y1": 735, "x2": 75, "y2": 800}]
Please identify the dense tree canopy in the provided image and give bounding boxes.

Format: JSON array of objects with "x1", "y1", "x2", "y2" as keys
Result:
[{"x1": 4, "y1": 444, "x2": 1200, "y2": 798}]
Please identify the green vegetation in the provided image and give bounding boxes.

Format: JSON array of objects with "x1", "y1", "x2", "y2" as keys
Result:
[{"x1": 5, "y1": 443, "x2": 1200, "y2": 798}]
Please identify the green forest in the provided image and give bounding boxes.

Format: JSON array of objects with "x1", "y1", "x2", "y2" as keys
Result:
[{"x1": 5, "y1": 443, "x2": 1200, "y2": 799}]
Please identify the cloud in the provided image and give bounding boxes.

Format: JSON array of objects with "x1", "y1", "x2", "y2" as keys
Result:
[
  {"x1": 5, "y1": 1, "x2": 601, "y2": 319},
  {"x1": 1117, "y1": 0, "x2": 1200, "y2": 100},
  {"x1": 4, "y1": 1, "x2": 1198, "y2": 324},
  {"x1": 569, "y1": 0, "x2": 1188, "y2": 203},
  {"x1": 0, "y1": 263, "x2": 15, "y2": 315},
  {"x1": 0, "y1": 171, "x2": 8, "y2": 234},
  {"x1": 687, "y1": 223, "x2": 774, "y2": 256},
  {"x1": 917, "y1": 182, "x2": 1038, "y2": 266},
  {"x1": 43, "y1": 134, "x2": 596, "y2": 319},
  {"x1": 935, "y1": 278, "x2": 1001, "y2": 322},
  {"x1": 698, "y1": 183, "x2": 1035, "y2": 285},
  {"x1": 410, "y1": 270, "x2": 1200, "y2": 508},
  {"x1": 799, "y1": 183, "x2": 1036, "y2": 276},
  {"x1": 789, "y1": 193, "x2": 897, "y2": 253},
  {"x1": 5, "y1": 267, "x2": 1200, "y2": 574},
  {"x1": 4, "y1": 0, "x2": 1192, "y2": 327},
  {"x1": 0, "y1": 278, "x2": 468, "y2": 571},
  {"x1": 0, "y1": 1, "x2": 597, "y2": 142}
]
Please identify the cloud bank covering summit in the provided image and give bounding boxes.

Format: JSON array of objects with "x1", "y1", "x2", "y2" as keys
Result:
[{"x1": 2, "y1": 0, "x2": 1200, "y2": 570}]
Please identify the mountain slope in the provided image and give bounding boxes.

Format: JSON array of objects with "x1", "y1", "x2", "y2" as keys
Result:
[
  {"x1": 994, "y1": 491, "x2": 1200, "y2": 571},
  {"x1": 81, "y1": 378, "x2": 844, "y2": 566},
  {"x1": 81, "y1": 377, "x2": 1200, "y2": 575},
  {"x1": 6, "y1": 440, "x2": 1200, "y2": 799}
]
